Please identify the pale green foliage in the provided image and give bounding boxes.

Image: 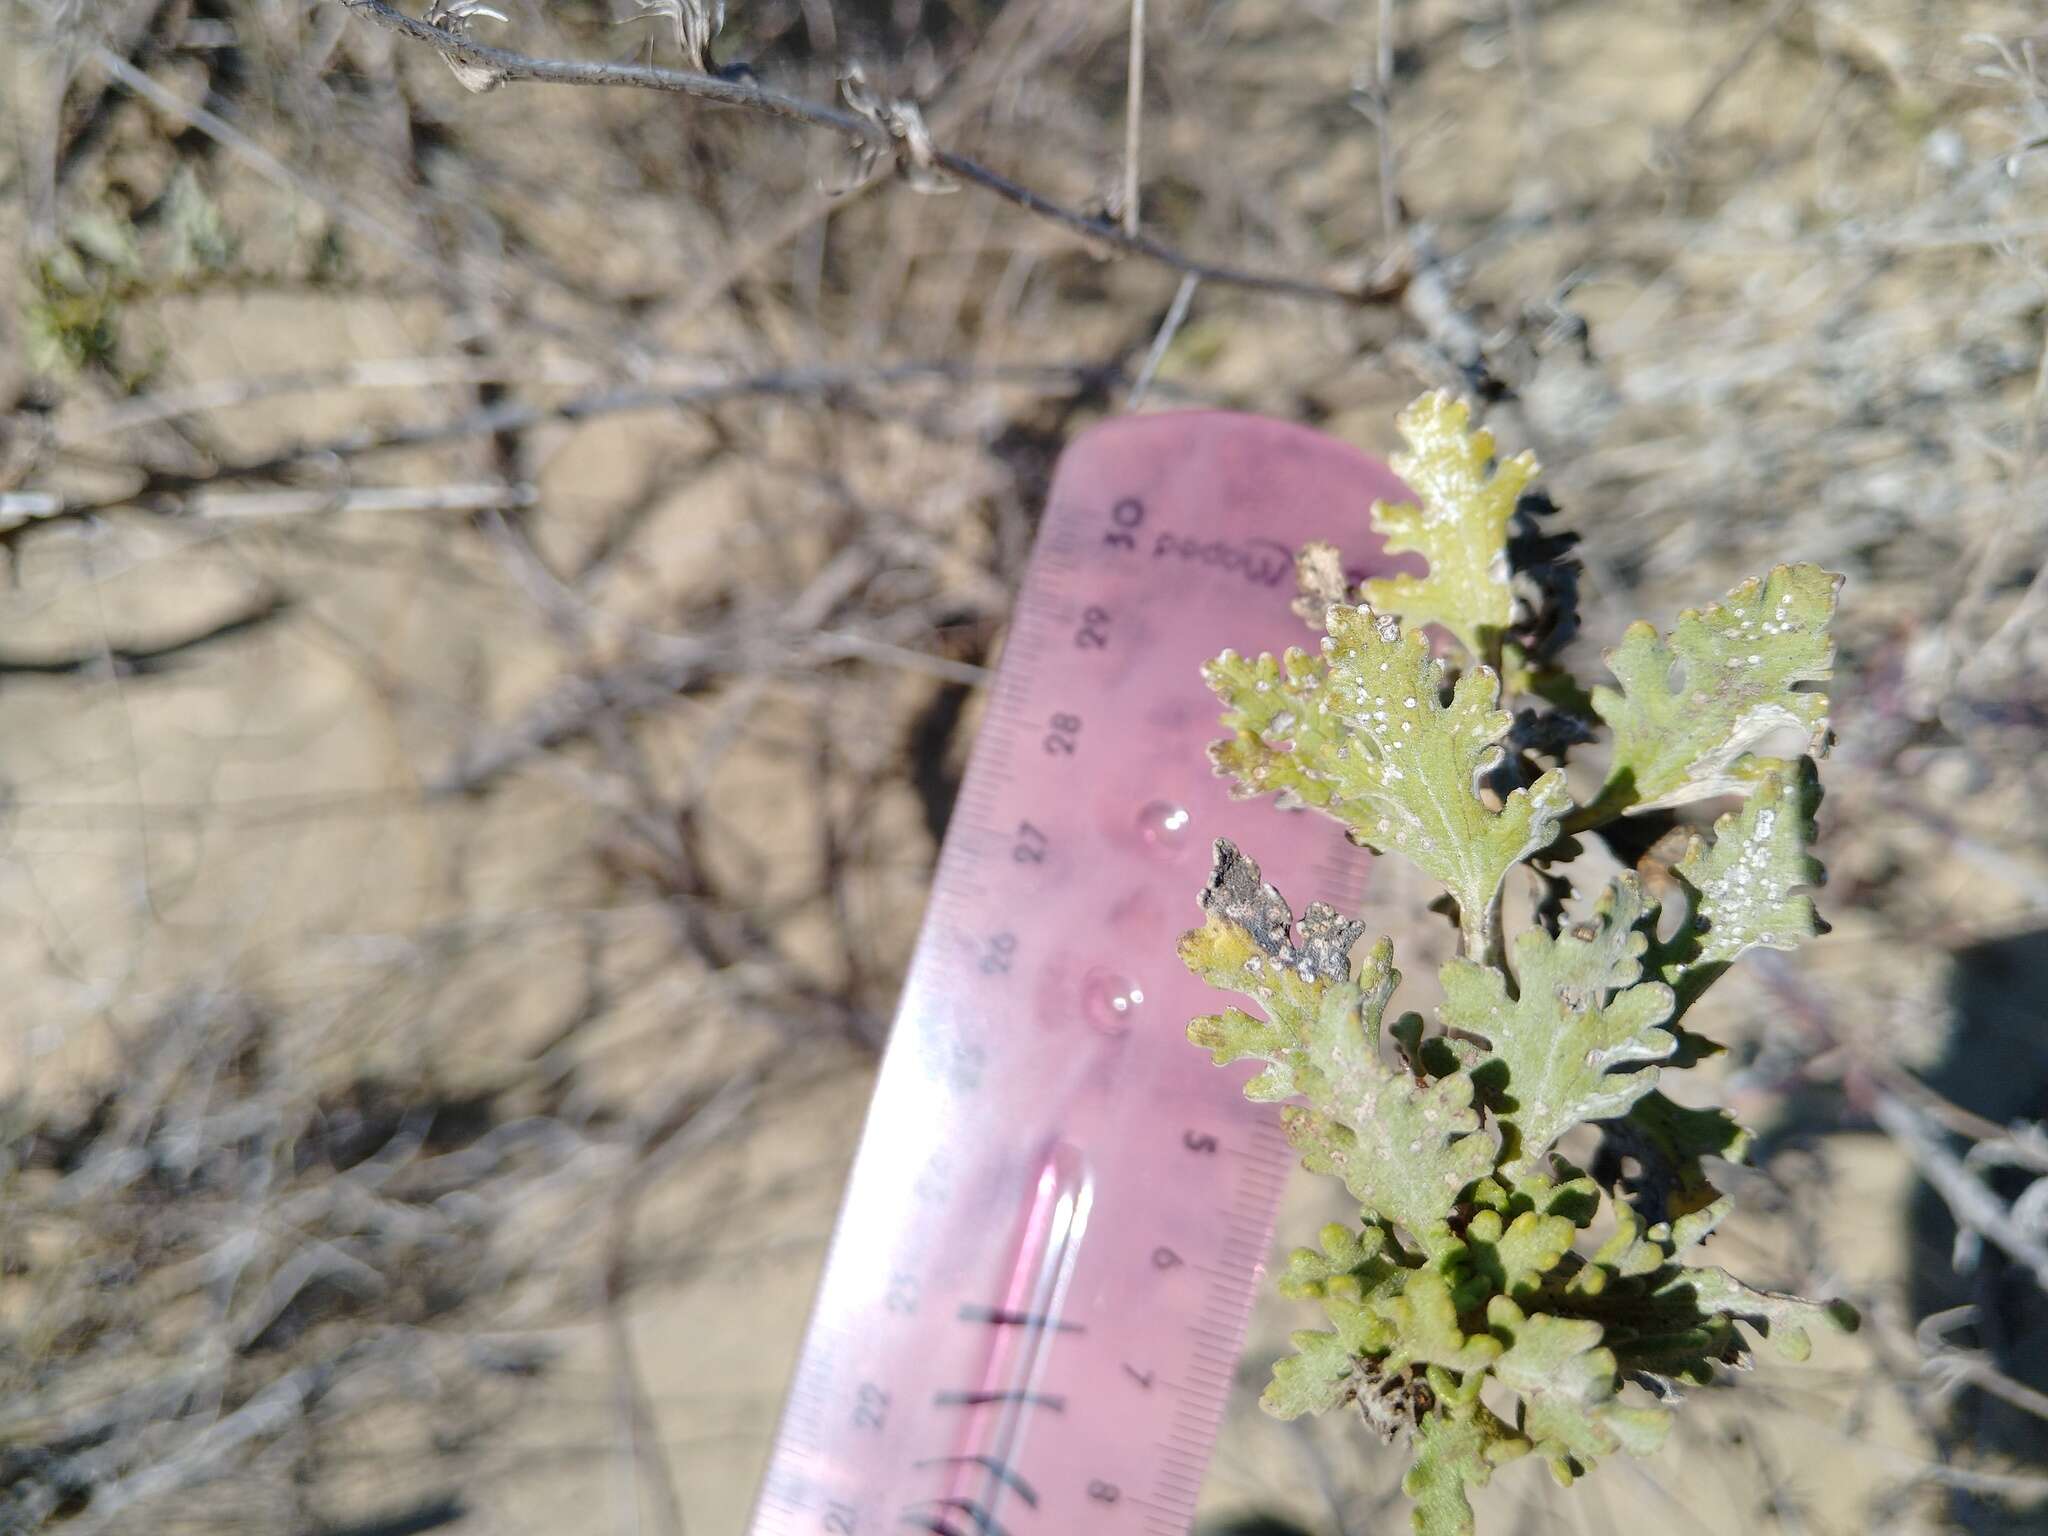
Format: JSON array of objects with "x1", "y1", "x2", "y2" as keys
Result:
[
  {"x1": 1585, "y1": 563, "x2": 1838, "y2": 818},
  {"x1": 1441, "y1": 875, "x2": 1675, "y2": 1170},
  {"x1": 1204, "y1": 605, "x2": 1570, "y2": 956},
  {"x1": 1184, "y1": 856, "x2": 1494, "y2": 1254},
  {"x1": 1183, "y1": 394, "x2": 1855, "y2": 1536},
  {"x1": 1672, "y1": 759, "x2": 1829, "y2": 976},
  {"x1": 1361, "y1": 391, "x2": 1535, "y2": 660}
]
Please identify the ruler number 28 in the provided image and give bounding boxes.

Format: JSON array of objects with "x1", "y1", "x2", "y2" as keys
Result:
[{"x1": 1043, "y1": 713, "x2": 1083, "y2": 755}]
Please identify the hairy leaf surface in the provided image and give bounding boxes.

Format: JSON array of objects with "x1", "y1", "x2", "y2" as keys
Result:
[
  {"x1": 1587, "y1": 564, "x2": 1837, "y2": 816},
  {"x1": 1362, "y1": 391, "x2": 1535, "y2": 660},
  {"x1": 1205, "y1": 606, "x2": 1570, "y2": 953}
]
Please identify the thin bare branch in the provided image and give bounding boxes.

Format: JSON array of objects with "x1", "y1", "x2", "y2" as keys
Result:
[
  {"x1": 336, "y1": 0, "x2": 1399, "y2": 307},
  {"x1": 1123, "y1": 0, "x2": 1145, "y2": 239}
]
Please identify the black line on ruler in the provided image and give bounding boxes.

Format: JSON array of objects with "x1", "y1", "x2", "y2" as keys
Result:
[
  {"x1": 955, "y1": 1305, "x2": 1084, "y2": 1332},
  {"x1": 901, "y1": 1498, "x2": 1011, "y2": 1536},
  {"x1": 912, "y1": 1458, "x2": 1039, "y2": 1509},
  {"x1": 933, "y1": 1390, "x2": 1067, "y2": 1411}
]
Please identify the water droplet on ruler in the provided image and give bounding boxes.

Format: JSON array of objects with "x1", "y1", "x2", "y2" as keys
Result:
[
  {"x1": 1082, "y1": 970, "x2": 1146, "y2": 1034},
  {"x1": 1136, "y1": 801, "x2": 1192, "y2": 859}
]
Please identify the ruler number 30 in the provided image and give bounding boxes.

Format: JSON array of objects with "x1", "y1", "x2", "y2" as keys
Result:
[{"x1": 1102, "y1": 496, "x2": 1146, "y2": 551}]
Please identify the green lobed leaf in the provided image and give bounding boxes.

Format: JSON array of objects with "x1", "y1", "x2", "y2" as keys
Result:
[
  {"x1": 1584, "y1": 564, "x2": 1839, "y2": 819},
  {"x1": 1485, "y1": 1297, "x2": 1669, "y2": 1481},
  {"x1": 1602, "y1": 760, "x2": 1824, "y2": 1220},
  {"x1": 1456, "y1": 1206, "x2": 1578, "y2": 1301},
  {"x1": 1182, "y1": 839, "x2": 1369, "y2": 1101},
  {"x1": 1443, "y1": 874, "x2": 1676, "y2": 1169},
  {"x1": 1403, "y1": 1405, "x2": 1522, "y2": 1536},
  {"x1": 1361, "y1": 391, "x2": 1535, "y2": 661},
  {"x1": 1565, "y1": 1200, "x2": 1858, "y2": 1381},
  {"x1": 1179, "y1": 841, "x2": 1495, "y2": 1254},
  {"x1": 1263, "y1": 1328, "x2": 1360, "y2": 1419},
  {"x1": 1375, "y1": 1271, "x2": 1504, "y2": 1376},
  {"x1": 1205, "y1": 606, "x2": 1570, "y2": 955},
  {"x1": 1670, "y1": 758, "x2": 1829, "y2": 993}
]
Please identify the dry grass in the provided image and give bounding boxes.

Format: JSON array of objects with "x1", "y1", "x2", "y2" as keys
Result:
[{"x1": 0, "y1": 0, "x2": 2045, "y2": 1531}]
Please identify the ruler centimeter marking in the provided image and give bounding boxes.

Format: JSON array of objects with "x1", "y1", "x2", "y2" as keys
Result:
[{"x1": 746, "y1": 413, "x2": 1414, "y2": 1536}]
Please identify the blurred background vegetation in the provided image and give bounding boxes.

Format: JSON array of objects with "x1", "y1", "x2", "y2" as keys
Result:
[{"x1": 1, "y1": 1, "x2": 2046, "y2": 1532}]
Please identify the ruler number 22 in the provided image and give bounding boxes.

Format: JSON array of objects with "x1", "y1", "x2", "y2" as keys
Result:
[{"x1": 851, "y1": 1381, "x2": 890, "y2": 1431}]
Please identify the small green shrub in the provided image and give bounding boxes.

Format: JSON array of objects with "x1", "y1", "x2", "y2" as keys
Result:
[{"x1": 1180, "y1": 393, "x2": 1856, "y2": 1536}]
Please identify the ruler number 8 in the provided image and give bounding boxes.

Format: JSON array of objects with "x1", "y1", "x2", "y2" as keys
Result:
[
  {"x1": 1043, "y1": 713, "x2": 1082, "y2": 755},
  {"x1": 1089, "y1": 1480, "x2": 1122, "y2": 1505},
  {"x1": 1103, "y1": 496, "x2": 1145, "y2": 551},
  {"x1": 1073, "y1": 606, "x2": 1112, "y2": 650}
]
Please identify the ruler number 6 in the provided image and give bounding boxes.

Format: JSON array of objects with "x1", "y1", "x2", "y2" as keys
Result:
[
  {"x1": 1102, "y1": 496, "x2": 1145, "y2": 551},
  {"x1": 1043, "y1": 713, "x2": 1082, "y2": 755},
  {"x1": 1073, "y1": 606, "x2": 1112, "y2": 650}
]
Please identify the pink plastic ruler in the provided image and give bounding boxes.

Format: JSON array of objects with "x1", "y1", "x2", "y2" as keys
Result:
[{"x1": 748, "y1": 414, "x2": 1410, "y2": 1536}]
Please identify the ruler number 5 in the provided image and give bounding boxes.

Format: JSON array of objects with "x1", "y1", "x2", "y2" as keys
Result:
[{"x1": 1102, "y1": 496, "x2": 1146, "y2": 551}]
